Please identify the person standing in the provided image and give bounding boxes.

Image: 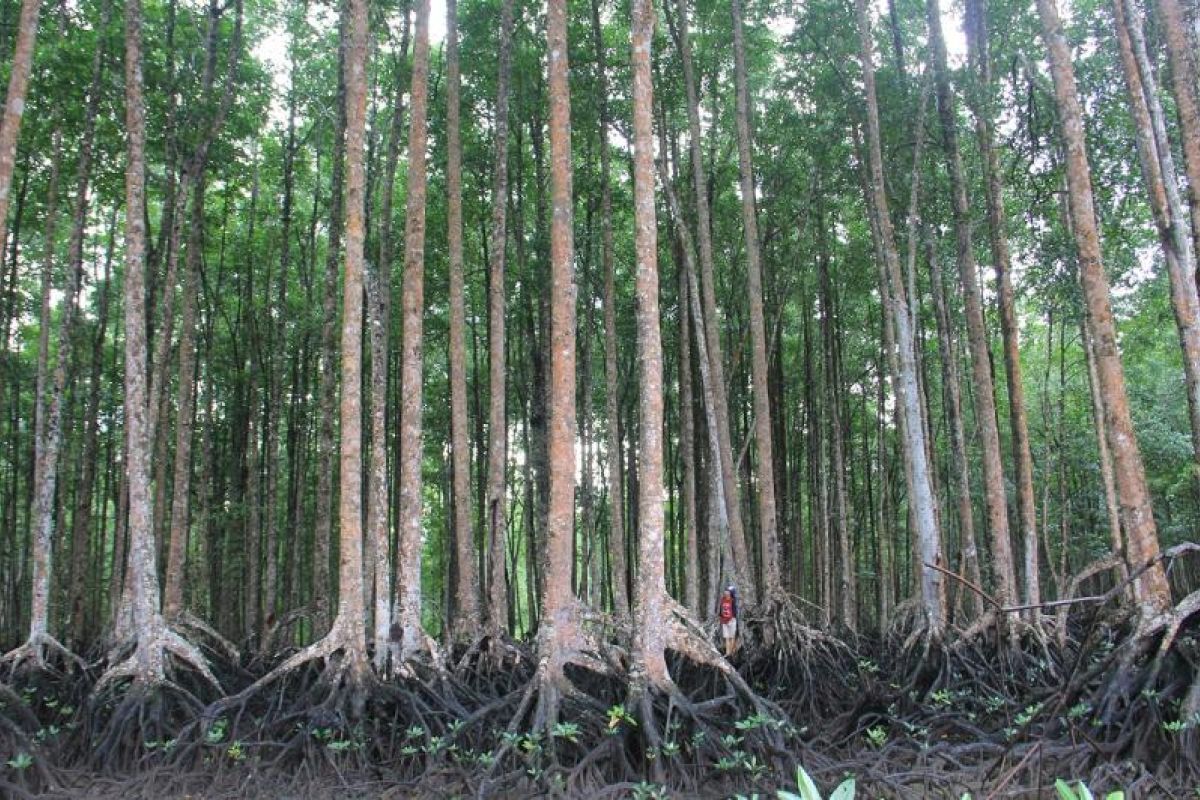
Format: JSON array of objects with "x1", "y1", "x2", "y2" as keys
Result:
[{"x1": 718, "y1": 586, "x2": 738, "y2": 656}]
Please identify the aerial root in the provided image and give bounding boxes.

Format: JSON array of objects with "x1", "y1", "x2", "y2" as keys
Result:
[
  {"x1": 1, "y1": 633, "x2": 86, "y2": 677},
  {"x1": 173, "y1": 611, "x2": 240, "y2": 666},
  {"x1": 254, "y1": 607, "x2": 311, "y2": 662}
]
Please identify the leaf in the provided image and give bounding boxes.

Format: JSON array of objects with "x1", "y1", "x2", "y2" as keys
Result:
[
  {"x1": 829, "y1": 777, "x2": 856, "y2": 800},
  {"x1": 785, "y1": 765, "x2": 822, "y2": 800},
  {"x1": 1055, "y1": 779, "x2": 1080, "y2": 800},
  {"x1": 1102, "y1": 793, "x2": 1124, "y2": 800}
]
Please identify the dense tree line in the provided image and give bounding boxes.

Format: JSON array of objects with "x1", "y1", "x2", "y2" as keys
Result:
[{"x1": 0, "y1": 0, "x2": 1198, "y2": 752}]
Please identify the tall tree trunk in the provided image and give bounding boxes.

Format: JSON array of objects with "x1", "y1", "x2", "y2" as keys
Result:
[
  {"x1": 854, "y1": 0, "x2": 945, "y2": 635},
  {"x1": 538, "y1": 0, "x2": 581, "y2": 686},
  {"x1": 1081, "y1": 315, "x2": 1127, "y2": 584},
  {"x1": 0, "y1": 0, "x2": 42, "y2": 257},
  {"x1": 264, "y1": 10, "x2": 304, "y2": 643},
  {"x1": 965, "y1": 0, "x2": 1042, "y2": 610},
  {"x1": 325, "y1": 0, "x2": 371, "y2": 675},
  {"x1": 590, "y1": 0, "x2": 628, "y2": 619},
  {"x1": 484, "y1": 0, "x2": 516, "y2": 637},
  {"x1": 394, "y1": 0, "x2": 431, "y2": 657},
  {"x1": 1034, "y1": 0, "x2": 1171, "y2": 620},
  {"x1": 163, "y1": 175, "x2": 206, "y2": 619},
  {"x1": 629, "y1": 0, "x2": 669, "y2": 687},
  {"x1": 926, "y1": 0, "x2": 1018, "y2": 612},
  {"x1": 445, "y1": 0, "x2": 479, "y2": 640},
  {"x1": 730, "y1": 0, "x2": 781, "y2": 602},
  {"x1": 671, "y1": 0, "x2": 755, "y2": 607},
  {"x1": 1110, "y1": 0, "x2": 1200, "y2": 476},
  {"x1": 370, "y1": 4, "x2": 410, "y2": 661},
  {"x1": 69, "y1": 211, "x2": 117, "y2": 647},
  {"x1": 313, "y1": 17, "x2": 348, "y2": 634},
  {"x1": 927, "y1": 236, "x2": 982, "y2": 618},
  {"x1": 20, "y1": 126, "x2": 62, "y2": 662},
  {"x1": 1153, "y1": 0, "x2": 1200, "y2": 287},
  {"x1": 659, "y1": 154, "x2": 736, "y2": 619},
  {"x1": 107, "y1": 0, "x2": 214, "y2": 686},
  {"x1": 817, "y1": 213, "x2": 854, "y2": 631},
  {"x1": 677, "y1": 226, "x2": 700, "y2": 616}
]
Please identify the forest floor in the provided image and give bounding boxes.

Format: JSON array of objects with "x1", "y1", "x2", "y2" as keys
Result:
[{"x1": 2, "y1": 606, "x2": 1197, "y2": 799}]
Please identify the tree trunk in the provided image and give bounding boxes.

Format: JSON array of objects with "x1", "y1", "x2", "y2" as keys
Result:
[
  {"x1": 0, "y1": 0, "x2": 43, "y2": 257},
  {"x1": 312, "y1": 17, "x2": 348, "y2": 634},
  {"x1": 927, "y1": 236, "x2": 982, "y2": 619},
  {"x1": 22, "y1": 127, "x2": 62, "y2": 660},
  {"x1": 370, "y1": 5, "x2": 410, "y2": 660},
  {"x1": 629, "y1": 0, "x2": 670, "y2": 687},
  {"x1": 730, "y1": 0, "x2": 781, "y2": 602},
  {"x1": 445, "y1": 0, "x2": 479, "y2": 640},
  {"x1": 1034, "y1": 0, "x2": 1171, "y2": 619},
  {"x1": 1081, "y1": 315, "x2": 1127, "y2": 584},
  {"x1": 69, "y1": 211, "x2": 117, "y2": 646},
  {"x1": 926, "y1": 0, "x2": 1018, "y2": 612},
  {"x1": 677, "y1": 225, "x2": 700, "y2": 616},
  {"x1": 539, "y1": 0, "x2": 581, "y2": 684},
  {"x1": 1153, "y1": 0, "x2": 1200, "y2": 291},
  {"x1": 485, "y1": 0, "x2": 516, "y2": 636},
  {"x1": 671, "y1": 0, "x2": 756, "y2": 607},
  {"x1": 328, "y1": 0, "x2": 371, "y2": 674},
  {"x1": 394, "y1": 0, "x2": 432, "y2": 657},
  {"x1": 817, "y1": 212, "x2": 855, "y2": 631},
  {"x1": 854, "y1": 0, "x2": 945, "y2": 634},
  {"x1": 659, "y1": 156, "x2": 736, "y2": 617},
  {"x1": 1110, "y1": 0, "x2": 1200, "y2": 476},
  {"x1": 965, "y1": 0, "x2": 1042, "y2": 610},
  {"x1": 589, "y1": 0, "x2": 628, "y2": 619}
]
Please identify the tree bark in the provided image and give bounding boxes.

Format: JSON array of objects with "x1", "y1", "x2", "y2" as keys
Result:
[
  {"x1": 730, "y1": 0, "x2": 781, "y2": 601},
  {"x1": 671, "y1": 0, "x2": 756, "y2": 607},
  {"x1": 69, "y1": 211, "x2": 117, "y2": 646},
  {"x1": 329, "y1": 0, "x2": 371, "y2": 673},
  {"x1": 370, "y1": 4, "x2": 410, "y2": 660},
  {"x1": 1034, "y1": 0, "x2": 1171, "y2": 619},
  {"x1": 964, "y1": 0, "x2": 1042, "y2": 610},
  {"x1": 1110, "y1": 0, "x2": 1200, "y2": 476},
  {"x1": 23, "y1": 127, "x2": 62, "y2": 659},
  {"x1": 677, "y1": 223, "x2": 700, "y2": 617},
  {"x1": 485, "y1": 0, "x2": 516, "y2": 636},
  {"x1": 312, "y1": 15, "x2": 348, "y2": 634},
  {"x1": 589, "y1": 0, "x2": 628, "y2": 619},
  {"x1": 854, "y1": 0, "x2": 945, "y2": 635},
  {"x1": 445, "y1": 0, "x2": 479, "y2": 639},
  {"x1": 394, "y1": 0, "x2": 432, "y2": 657},
  {"x1": 1081, "y1": 315, "x2": 1127, "y2": 584},
  {"x1": 927, "y1": 236, "x2": 982, "y2": 619},
  {"x1": 629, "y1": 0, "x2": 669, "y2": 687},
  {"x1": 926, "y1": 0, "x2": 1018, "y2": 611},
  {"x1": 539, "y1": 0, "x2": 581, "y2": 683},
  {"x1": 0, "y1": 0, "x2": 43, "y2": 258},
  {"x1": 1153, "y1": 0, "x2": 1200, "y2": 292}
]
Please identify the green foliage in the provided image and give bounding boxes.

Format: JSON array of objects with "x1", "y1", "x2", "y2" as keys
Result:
[
  {"x1": 5, "y1": 753, "x2": 34, "y2": 771},
  {"x1": 1054, "y1": 778, "x2": 1124, "y2": 800},
  {"x1": 776, "y1": 765, "x2": 855, "y2": 800}
]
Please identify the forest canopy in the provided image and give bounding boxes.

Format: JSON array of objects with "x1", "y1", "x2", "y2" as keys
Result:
[{"x1": 0, "y1": 0, "x2": 1198, "y2": 794}]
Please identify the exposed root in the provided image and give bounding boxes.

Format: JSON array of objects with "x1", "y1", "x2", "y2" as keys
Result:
[
  {"x1": 1, "y1": 633, "x2": 86, "y2": 678},
  {"x1": 253, "y1": 607, "x2": 310, "y2": 663},
  {"x1": 172, "y1": 611, "x2": 240, "y2": 666},
  {"x1": 94, "y1": 623, "x2": 220, "y2": 697}
]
